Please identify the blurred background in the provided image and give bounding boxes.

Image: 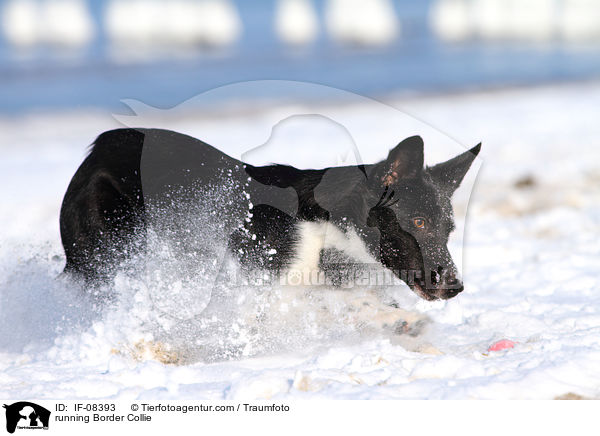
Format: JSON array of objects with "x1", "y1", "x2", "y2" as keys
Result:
[{"x1": 1, "y1": 0, "x2": 600, "y2": 114}]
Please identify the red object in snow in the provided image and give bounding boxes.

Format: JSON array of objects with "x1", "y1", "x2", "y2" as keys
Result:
[{"x1": 488, "y1": 339, "x2": 516, "y2": 352}]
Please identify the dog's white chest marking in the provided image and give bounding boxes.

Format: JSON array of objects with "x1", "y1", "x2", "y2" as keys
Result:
[{"x1": 288, "y1": 221, "x2": 376, "y2": 274}]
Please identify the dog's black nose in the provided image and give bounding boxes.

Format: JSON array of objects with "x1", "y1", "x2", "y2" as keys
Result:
[
  {"x1": 430, "y1": 266, "x2": 460, "y2": 286},
  {"x1": 442, "y1": 268, "x2": 460, "y2": 286},
  {"x1": 430, "y1": 267, "x2": 463, "y2": 299}
]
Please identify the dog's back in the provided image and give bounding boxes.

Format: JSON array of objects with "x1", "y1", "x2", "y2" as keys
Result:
[{"x1": 60, "y1": 128, "x2": 359, "y2": 283}]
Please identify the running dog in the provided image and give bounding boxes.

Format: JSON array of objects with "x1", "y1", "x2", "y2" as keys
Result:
[{"x1": 60, "y1": 128, "x2": 480, "y2": 302}]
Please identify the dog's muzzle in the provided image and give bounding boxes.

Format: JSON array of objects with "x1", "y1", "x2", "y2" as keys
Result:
[{"x1": 412, "y1": 267, "x2": 464, "y2": 301}]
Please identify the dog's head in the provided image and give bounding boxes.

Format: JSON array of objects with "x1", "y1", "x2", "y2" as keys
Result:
[{"x1": 366, "y1": 136, "x2": 480, "y2": 300}]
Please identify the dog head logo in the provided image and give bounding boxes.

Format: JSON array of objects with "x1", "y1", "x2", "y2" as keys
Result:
[
  {"x1": 114, "y1": 80, "x2": 481, "y2": 317},
  {"x1": 3, "y1": 402, "x2": 50, "y2": 434}
]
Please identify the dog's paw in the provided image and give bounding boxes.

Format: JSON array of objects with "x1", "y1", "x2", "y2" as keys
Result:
[
  {"x1": 372, "y1": 306, "x2": 431, "y2": 337},
  {"x1": 393, "y1": 317, "x2": 429, "y2": 337},
  {"x1": 348, "y1": 293, "x2": 430, "y2": 336}
]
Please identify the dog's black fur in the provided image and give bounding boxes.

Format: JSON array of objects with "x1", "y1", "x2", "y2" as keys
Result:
[{"x1": 60, "y1": 128, "x2": 480, "y2": 300}]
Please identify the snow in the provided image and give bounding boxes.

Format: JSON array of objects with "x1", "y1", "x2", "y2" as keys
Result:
[
  {"x1": 275, "y1": 0, "x2": 319, "y2": 46},
  {"x1": 325, "y1": 0, "x2": 400, "y2": 47},
  {"x1": 1, "y1": 81, "x2": 600, "y2": 400},
  {"x1": 1, "y1": 0, "x2": 95, "y2": 48},
  {"x1": 561, "y1": 0, "x2": 600, "y2": 41},
  {"x1": 430, "y1": 0, "x2": 600, "y2": 42},
  {"x1": 105, "y1": 0, "x2": 241, "y2": 48}
]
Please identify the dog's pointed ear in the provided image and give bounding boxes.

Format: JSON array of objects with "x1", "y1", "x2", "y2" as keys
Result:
[
  {"x1": 427, "y1": 143, "x2": 481, "y2": 193},
  {"x1": 373, "y1": 136, "x2": 424, "y2": 186}
]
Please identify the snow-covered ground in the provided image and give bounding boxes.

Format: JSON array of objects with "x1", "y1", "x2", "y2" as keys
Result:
[{"x1": 1, "y1": 81, "x2": 599, "y2": 400}]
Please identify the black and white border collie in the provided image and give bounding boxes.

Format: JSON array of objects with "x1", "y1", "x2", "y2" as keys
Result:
[{"x1": 60, "y1": 128, "x2": 480, "y2": 301}]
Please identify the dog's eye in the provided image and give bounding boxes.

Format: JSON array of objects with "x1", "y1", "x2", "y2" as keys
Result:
[{"x1": 413, "y1": 218, "x2": 426, "y2": 229}]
